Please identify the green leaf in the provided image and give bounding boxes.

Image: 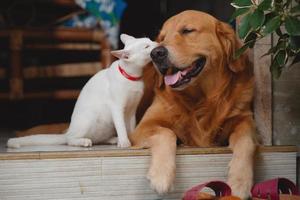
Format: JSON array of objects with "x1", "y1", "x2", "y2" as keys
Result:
[
  {"x1": 290, "y1": 36, "x2": 300, "y2": 50},
  {"x1": 283, "y1": 0, "x2": 293, "y2": 7},
  {"x1": 285, "y1": 16, "x2": 300, "y2": 36},
  {"x1": 261, "y1": 38, "x2": 288, "y2": 58},
  {"x1": 231, "y1": 0, "x2": 253, "y2": 7},
  {"x1": 244, "y1": 32, "x2": 258, "y2": 48},
  {"x1": 291, "y1": 54, "x2": 300, "y2": 66},
  {"x1": 274, "y1": 0, "x2": 284, "y2": 11},
  {"x1": 271, "y1": 61, "x2": 282, "y2": 79},
  {"x1": 258, "y1": 0, "x2": 272, "y2": 11},
  {"x1": 264, "y1": 12, "x2": 277, "y2": 22},
  {"x1": 250, "y1": 9, "x2": 265, "y2": 29},
  {"x1": 261, "y1": 45, "x2": 280, "y2": 57},
  {"x1": 234, "y1": 43, "x2": 250, "y2": 59},
  {"x1": 229, "y1": 8, "x2": 250, "y2": 22},
  {"x1": 291, "y1": 5, "x2": 300, "y2": 13},
  {"x1": 275, "y1": 27, "x2": 283, "y2": 36},
  {"x1": 262, "y1": 16, "x2": 281, "y2": 35},
  {"x1": 238, "y1": 13, "x2": 252, "y2": 39},
  {"x1": 276, "y1": 39, "x2": 287, "y2": 50},
  {"x1": 275, "y1": 50, "x2": 287, "y2": 66}
]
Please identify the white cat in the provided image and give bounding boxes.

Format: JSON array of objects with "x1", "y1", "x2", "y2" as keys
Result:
[{"x1": 7, "y1": 34, "x2": 158, "y2": 148}]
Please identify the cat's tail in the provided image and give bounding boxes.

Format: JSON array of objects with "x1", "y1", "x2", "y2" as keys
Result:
[{"x1": 7, "y1": 134, "x2": 67, "y2": 148}]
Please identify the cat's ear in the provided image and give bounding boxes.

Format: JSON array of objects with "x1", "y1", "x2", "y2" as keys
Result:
[
  {"x1": 120, "y1": 34, "x2": 135, "y2": 45},
  {"x1": 111, "y1": 49, "x2": 130, "y2": 60}
]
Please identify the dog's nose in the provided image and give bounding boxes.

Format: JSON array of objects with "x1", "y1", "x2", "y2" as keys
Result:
[{"x1": 151, "y1": 46, "x2": 168, "y2": 61}]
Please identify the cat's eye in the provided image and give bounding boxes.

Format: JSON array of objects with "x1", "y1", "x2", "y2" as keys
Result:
[
  {"x1": 145, "y1": 45, "x2": 150, "y2": 49},
  {"x1": 181, "y1": 28, "x2": 195, "y2": 35}
]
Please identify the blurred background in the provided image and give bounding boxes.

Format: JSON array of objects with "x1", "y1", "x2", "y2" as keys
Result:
[{"x1": 0, "y1": 0, "x2": 234, "y2": 130}]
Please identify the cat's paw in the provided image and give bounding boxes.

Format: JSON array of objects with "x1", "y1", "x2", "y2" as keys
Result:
[
  {"x1": 81, "y1": 138, "x2": 92, "y2": 147},
  {"x1": 117, "y1": 138, "x2": 131, "y2": 148},
  {"x1": 67, "y1": 138, "x2": 92, "y2": 147},
  {"x1": 105, "y1": 137, "x2": 118, "y2": 144},
  {"x1": 7, "y1": 138, "x2": 21, "y2": 148}
]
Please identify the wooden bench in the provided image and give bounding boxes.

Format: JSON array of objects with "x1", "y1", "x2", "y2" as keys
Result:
[{"x1": 0, "y1": 28, "x2": 112, "y2": 100}]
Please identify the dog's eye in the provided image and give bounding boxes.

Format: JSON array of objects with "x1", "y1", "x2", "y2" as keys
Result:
[
  {"x1": 145, "y1": 45, "x2": 150, "y2": 49},
  {"x1": 181, "y1": 28, "x2": 195, "y2": 35}
]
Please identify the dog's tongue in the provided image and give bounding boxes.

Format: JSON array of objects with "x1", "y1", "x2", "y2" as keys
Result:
[
  {"x1": 164, "y1": 72, "x2": 181, "y2": 86},
  {"x1": 164, "y1": 67, "x2": 190, "y2": 86}
]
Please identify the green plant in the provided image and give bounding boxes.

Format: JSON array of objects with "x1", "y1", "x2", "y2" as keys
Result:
[{"x1": 230, "y1": 0, "x2": 300, "y2": 78}]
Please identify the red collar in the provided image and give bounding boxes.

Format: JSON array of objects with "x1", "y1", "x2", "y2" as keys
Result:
[{"x1": 118, "y1": 65, "x2": 142, "y2": 81}]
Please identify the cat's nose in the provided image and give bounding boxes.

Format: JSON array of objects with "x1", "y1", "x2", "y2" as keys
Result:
[{"x1": 151, "y1": 46, "x2": 168, "y2": 62}]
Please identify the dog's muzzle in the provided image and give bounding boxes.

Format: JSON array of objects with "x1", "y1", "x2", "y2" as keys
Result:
[{"x1": 151, "y1": 46, "x2": 169, "y2": 75}]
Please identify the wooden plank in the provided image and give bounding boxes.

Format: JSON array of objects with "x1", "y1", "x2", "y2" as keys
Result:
[
  {"x1": 24, "y1": 89, "x2": 81, "y2": 99},
  {"x1": 0, "y1": 93, "x2": 9, "y2": 99},
  {"x1": 24, "y1": 43, "x2": 101, "y2": 50},
  {"x1": 0, "y1": 151, "x2": 296, "y2": 200},
  {"x1": 0, "y1": 146, "x2": 297, "y2": 160},
  {"x1": 52, "y1": 0, "x2": 78, "y2": 7},
  {"x1": 22, "y1": 28, "x2": 107, "y2": 42},
  {"x1": 9, "y1": 30, "x2": 24, "y2": 99},
  {"x1": 23, "y1": 62, "x2": 102, "y2": 79},
  {"x1": 0, "y1": 29, "x2": 106, "y2": 42},
  {"x1": 0, "y1": 90, "x2": 81, "y2": 100},
  {"x1": 0, "y1": 152, "x2": 40, "y2": 160},
  {"x1": 0, "y1": 68, "x2": 6, "y2": 79},
  {"x1": 253, "y1": 36, "x2": 273, "y2": 145}
]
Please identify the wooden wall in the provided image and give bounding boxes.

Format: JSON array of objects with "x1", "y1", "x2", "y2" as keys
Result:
[
  {"x1": 272, "y1": 0, "x2": 300, "y2": 146},
  {"x1": 273, "y1": 62, "x2": 300, "y2": 145}
]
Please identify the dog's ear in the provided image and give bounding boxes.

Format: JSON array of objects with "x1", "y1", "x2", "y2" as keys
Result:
[
  {"x1": 111, "y1": 49, "x2": 130, "y2": 60},
  {"x1": 216, "y1": 21, "x2": 248, "y2": 73},
  {"x1": 120, "y1": 34, "x2": 135, "y2": 45},
  {"x1": 156, "y1": 32, "x2": 165, "y2": 43}
]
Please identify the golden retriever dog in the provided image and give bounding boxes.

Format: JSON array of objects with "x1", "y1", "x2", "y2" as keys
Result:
[
  {"x1": 15, "y1": 10, "x2": 256, "y2": 199},
  {"x1": 130, "y1": 10, "x2": 257, "y2": 199}
]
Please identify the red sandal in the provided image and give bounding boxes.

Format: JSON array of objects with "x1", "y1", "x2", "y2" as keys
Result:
[
  {"x1": 251, "y1": 178, "x2": 300, "y2": 200},
  {"x1": 182, "y1": 180, "x2": 241, "y2": 200}
]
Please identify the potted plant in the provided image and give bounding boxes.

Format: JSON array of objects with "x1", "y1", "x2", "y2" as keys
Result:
[{"x1": 230, "y1": 0, "x2": 300, "y2": 78}]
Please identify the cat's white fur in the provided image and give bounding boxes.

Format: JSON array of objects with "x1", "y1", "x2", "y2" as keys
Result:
[{"x1": 7, "y1": 34, "x2": 158, "y2": 148}]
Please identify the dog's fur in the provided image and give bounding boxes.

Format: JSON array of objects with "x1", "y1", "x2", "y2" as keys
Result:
[
  {"x1": 7, "y1": 34, "x2": 157, "y2": 148},
  {"x1": 129, "y1": 10, "x2": 257, "y2": 199}
]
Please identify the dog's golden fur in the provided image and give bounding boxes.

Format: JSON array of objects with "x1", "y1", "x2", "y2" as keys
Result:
[
  {"x1": 15, "y1": 10, "x2": 257, "y2": 199},
  {"x1": 130, "y1": 10, "x2": 257, "y2": 198}
]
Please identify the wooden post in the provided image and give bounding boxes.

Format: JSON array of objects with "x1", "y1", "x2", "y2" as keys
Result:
[
  {"x1": 252, "y1": 36, "x2": 273, "y2": 145},
  {"x1": 9, "y1": 30, "x2": 23, "y2": 99},
  {"x1": 94, "y1": 31, "x2": 113, "y2": 68},
  {"x1": 236, "y1": 11, "x2": 273, "y2": 145}
]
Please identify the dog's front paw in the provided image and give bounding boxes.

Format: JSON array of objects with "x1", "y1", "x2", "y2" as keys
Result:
[
  {"x1": 7, "y1": 138, "x2": 21, "y2": 148},
  {"x1": 147, "y1": 163, "x2": 175, "y2": 195},
  {"x1": 228, "y1": 160, "x2": 253, "y2": 199},
  {"x1": 117, "y1": 138, "x2": 131, "y2": 148},
  {"x1": 228, "y1": 177, "x2": 252, "y2": 199}
]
